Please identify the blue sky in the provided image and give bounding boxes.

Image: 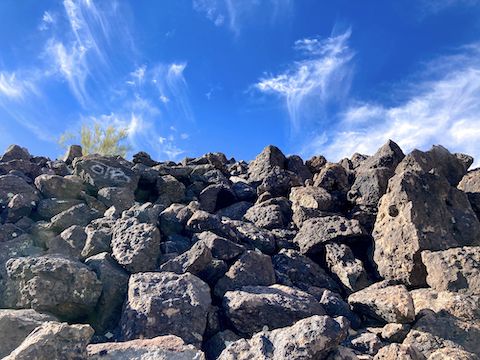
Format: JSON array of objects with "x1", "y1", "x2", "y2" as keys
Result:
[{"x1": 1, "y1": 1, "x2": 480, "y2": 164}]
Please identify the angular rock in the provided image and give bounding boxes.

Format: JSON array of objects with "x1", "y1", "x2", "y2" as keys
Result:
[
  {"x1": 273, "y1": 249, "x2": 340, "y2": 297},
  {"x1": 111, "y1": 218, "x2": 161, "y2": 273},
  {"x1": 216, "y1": 200, "x2": 252, "y2": 220},
  {"x1": 223, "y1": 219, "x2": 276, "y2": 254},
  {"x1": 81, "y1": 216, "x2": 115, "y2": 258},
  {"x1": 85, "y1": 252, "x2": 129, "y2": 333},
  {"x1": 223, "y1": 284, "x2": 325, "y2": 336},
  {"x1": 405, "y1": 311, "x2": 480, "y2": 356},
  {"x1": 290, "y1": 185, "x2": 333, "y2": 211},
  {"x1": 428, "y1": 348, "x2": 479, "y2": 360},
  {"x1": 381, "y1": 323, "x2": 411, "y2": 343},
  {"x1": 218, "y1": 315, "x2": 348, "y2": 360},
  {"x1": 293, "y1": 216, "x2": 366, "y2": 255},
  {"x1": 120, "y1": 272, "x2": 211, "y2": 347},
  {"x1": 257, "y1": 166, "x2": 301, "y2": 197},
  {"x1": 214, "y1": 250, "x2": 275, "y2": 297},
  {"x1": 313, "y1": 162, "x2": 350, "y2": 195},
  {"x1": 63, "y1": 144, "x2": 83, "y2": 164},
  {"x1": 156, "y1": 174, "x2": 186, "y2": 205},
  {"x1": 325, "y1": 242, "x2": 371, "y2": 293},
  {"x1": 243, "y1": 197, "x2": 291, "y2": 230},
  {"x1": 73, "y1": 155, "x2": 139, "y2": 190},
  {"x1": 0, "y1": 174, "x2": 39, "y2": 219},
  {"x1": 204, "y1": 330, "x2": 241, "y2": 360},
  {"x1": 0, "y1": 309, "x2": 57, "y2": 358},
  {"x1": 286, "y1": 155, "x2": 312, "y2": 183},
  {"x1": 347, "y1": 331, "x2": 384, "y2": 356},
  {"x1": 36, "y1": 198, "x2": 83, "y2": 220},
  {"x1": 373, "y1": 343, "x2": 425, "y2": 360},
  {"x1": 195, "y1": 231, "x2": 244, "y2": 261},
  {"x1": 97, "y1": 187, "x2": 135, "y2": 212},
  {"x1": 396, "y1": 146, "x2": 470, "y2": 187},
  {"x1": 410, "y1": 289, "x2": 480, "y2": 322},
  {"x1": 306, "y1": 155, "x2": 327, "y2": 174},
  {"x1": 348, "y1": 281, "x2": 415, "y2": 324},
  {"x1": 373, "y1": 169, "x2": 480, "y2": 286},
  {"x1": 34, "y1": 174, "x2": 84, "y2": 199},
  {"x1": 160, "y1": 240, "x2": 213, "y2": 276},
  {"x1": 403, "y1": 330, "x2": 466, "y2": 358},
  {"x1": 159, "y1": 203, "x2": 193, "y2": 236},
  {"x1": 248, "y1": 145, "x2": 286, "y2": 182},
  {"x1": 4, "y1": 321, "x2": 93, "y2": 360},
  {"x1": 458, "y1": 168, "x2": 480, "y2": 219},
  {"x1": 422, "y1": 247, "x2": 480, "y2": 295},
  {"x1": 199, "y1": 183, "x2": 236, "y2": 213},
  {"x1": 5, "y1": 255, "x2": 102, "y2": 321},
  {"x1": 49, "y1": 203, "x2": 99, "y2": 233},
  {"x1": 0, "y1": 145, "x2": 30, "y2": 163},
  {"x1": 86, "y1": 335, "x2": 206, "y2": 360},
  {"x1": 46, "y1": 225, "x2": 86, "y2": 259}
]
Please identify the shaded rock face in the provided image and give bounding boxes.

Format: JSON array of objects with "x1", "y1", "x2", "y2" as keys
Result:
[
  {"x1": 223, "y1": 284, "x2": 326, "y2": 336},
  {"x1": 120, "y1": 272, "x2": 211, "y2": 347},
  {"x1": 5, "y1": 255, "x2": 102, "y2": 321},
  {"x1": 1, "y1": 142, "x2": 480, "y2": 359},
  {"x1": 373, "y1": 149, "x2": 480, "y2": 286}
]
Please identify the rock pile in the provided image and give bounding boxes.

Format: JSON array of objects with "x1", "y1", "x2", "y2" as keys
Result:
[{"x1": 0, "y1": 141, "x2": 479, "y2": 359}]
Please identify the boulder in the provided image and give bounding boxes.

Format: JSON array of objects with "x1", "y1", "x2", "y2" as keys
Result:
[
  {"x1": 243, "y1": 197, "x2": 291, "y2": 230},
  {"x1": 306, "y1": 155, "x2": 327, "y2": 174},
  {"x1": 34, "y1": 174, "x2": 84, "y2": 199},
  {"x1": 405, "y1": 311, "x2": 480, "y2": 356},
  {"x1": 120, "y1": 272, "x2": 211, "y2": 347},
  {"x1": 214, "y1": 250, "x2": 276, "y2": 297},
  {"x1": 97, "y1": 187, "x2": 135, "y2": 212},
  {"x1": 320, "y1": 290, "x2": 361, "y2": 329},
  {"x1": 422, "y1": 247, "x2": 480, "y2": 295},
  {"x1": 313, "y1": 163, "x2": 350, "y2": 196},
  {"x1": 325, "y1": 242, "x2": 371, "y2": 293},
  {"x1": 257, "y1": 166, "x2": 301, "y2": 197},
  {"x1": 0, "y1": 175, "x2": 39, "y2": 219},
  {"x1": 204, "y1": 330, "x2": 241, "y2": 360},
  {"x1": 223, "y1": 284, "x2": 325, "y2": 336},
  {"x1": 159, "y1": 203, "x2": 194, "y2": 236},
  {"x1": 346, "y1": 331, "x2": 384, "y2": 356},
  {"x1": 194, "y1": 231, "x2": 244, "y2": 261},
  {"x1": 81, "y1": 216, "x2": 115, "y2": 258},
  {"x1": 5, "y1": 255, "x2": 102, "y2": 321},
  {"x1": 218, "y1": 315, "x2": 348, "y2": 360},
  {"x1": 45, "y1": 225, "x2": 86, "y2": 259},
  {"x1": 373, "y1": 167, "x2": 480, "y2": 286},
  {"x1": 273, "y1": 249, "x2": 340, "y2": 297},
  {"x1": 248, "y1": 145, "x2": 286, "y2": 182},
  {"x1": 348, "y1": 281, "x2": 415, "y2": 324},
  {"x1": 0, "y1": 309, "x2": 57, "y2": 358},
  {"x1": 380, "y1": 323, "x2": 411, "y2": 343},
  {"x1": 199, "y1": 183, "x2": 236, "y2": 213},
  {"x1": 85, "y1": 252, "x2": 129, "y2": 333},
  {"x1": 63, "y1": 145, "x2": 83, "y2": 164},
  {"x1": 111, "y1": 218, "x2": 161, "y2": 273},
  {"x1": 0, "y1": 145, "x2": 30, "y2": 162},
  {"x1": 285, "y1": 155, "x2": 312, "y2": 183},
  {"x1": 36, "y1": 198, "x2": 83, "y2": 220},
  {"x1": 224, "y1": 219, "x2": 276, "y2": 254},
  {"x1": 373, "y1": 343, "x2": 425, "y2": 360},
  {"x1": 4, "y1": 321, "x2": 93, "y2": 360},
  {"x1": 293, "y1": 216, "x2": 366, "y2": 255},
  {"x1": 458, "y1": 168, "x2": 480, "y2": 219},
  {"x1": 49, "y1": 203, "x2": 99, "y2": 233},
  {"x1": 156, "y1": 175, "x2": 186, "y2": 205},
  {"x1": 410, "y1": 289, "x2": 480, "y2": 322},
  {"x1": 160, "y1": 241, "x2": 213, "y2": 276},
  {"x1": 86, "y1": 335, "x2": 206, "y2": 360},
  {"x1": 289, "y1": 185, "x2": 333, "y2": 211},
  {"x1": 73, "y1": 155, "x2": 139, "y2": 190},
  {"x1": 427, "y1": 348, "x2": 479, "y2": 360}
]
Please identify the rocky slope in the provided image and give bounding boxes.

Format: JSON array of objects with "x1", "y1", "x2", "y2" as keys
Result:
[{"x1": 0, "y1": 141, "x2": 479, "y2": 359}]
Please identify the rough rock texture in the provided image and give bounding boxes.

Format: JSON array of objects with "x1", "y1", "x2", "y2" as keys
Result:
[
  {"x1": 0, "y1": 309, "x2": 57, "y2": 358},
  {"x1": 4, "y1": 321, "x2": 93, "y2": 360},
  {"x1": 111, "y1": 218, "x2": 161, "y2": 273},
  {"x1": 5, "y1": 255, "x2": 102, "y2": 321},
  {"x1": 348, "y1": 281, "x2": 415, "y2": 324},
  {"x1": 218, "y1": 315, "x2": 348, "y2": 360},
  {"x1": 87, "y1": 335, "x2": 206, "y2": 360},
  {"x1": 0, "y1": 142, "x2": 479, "y2": 359},
  {"x1": 120, "y1": 272, "x2": 211, "y2": 347},
  {"x1": 223, "y1": 284, "x2": 326, "y2": 336},
  {"x1": 294, "y1": 215, "x2": 366, "y2": 255},
  {"x1": 373, "y1": 147, "x2": 480, "y2": 286},
  {"x1": 422, "y1": 247, "x2": 480, "y2": 295}
]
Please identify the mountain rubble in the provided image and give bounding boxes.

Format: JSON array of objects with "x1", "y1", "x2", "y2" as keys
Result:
[{"x1": 0, "y1": 141, "x2": 479, "y2": 359}]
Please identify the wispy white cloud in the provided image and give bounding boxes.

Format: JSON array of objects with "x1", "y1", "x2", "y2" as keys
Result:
[
  {"x1": 306, "y1": 44, "x2": 480, "y2": 166},
  {"x1": 420, "y1": 0, "x2": 480, "y2": 14},
  {"x1": 39, "y1": 11, "x2": 56, "y2": 31},
  {"x1": 0, "y1": 72, "x2": 38, "y2": 100},
  {"x1": 255, "y1": 28, "x2": 354, "y2": 131},
  {"x1": 193, "y1": 0, "x2": 293, "y2": 35}
]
